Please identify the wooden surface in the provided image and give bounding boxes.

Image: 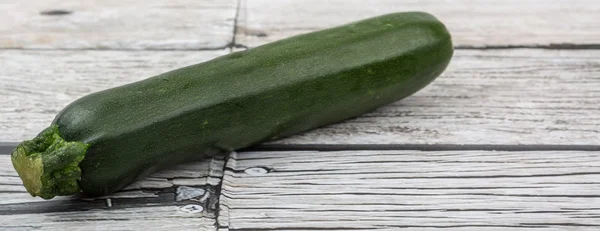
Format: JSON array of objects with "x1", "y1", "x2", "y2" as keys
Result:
[
  {"x1": 0, "y1": 153, "x2": 225, "y2": 230},
  {"x1": 0, "y1": 0, "x2": 599, "y2": 230},
  {"x1": 3, "y1": 49, "x2": 599, "y2": 145},
  {"x1": 1, "y1": 49, "x2": 228, "y2": 142},
  {"x1": 236, "y1": 0, "x2": 600, "y2": 48},
  {"x1": 0, "y1": 0, "x2": 237, "y2": 49},
  {"x1": 219, "y1": 150, "x2": 600, "y2": 230}
]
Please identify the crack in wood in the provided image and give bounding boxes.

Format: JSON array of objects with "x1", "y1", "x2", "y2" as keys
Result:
[
  {"x1": 244, "y1": 144, "x2": 600, "y2": 152},
  {"x1": 218, "y1": 150, "x2": 600, "y2": 229}
]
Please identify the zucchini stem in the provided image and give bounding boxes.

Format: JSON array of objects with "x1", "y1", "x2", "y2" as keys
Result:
[{"x1": 11, "y1": 125, "x2": 89, "y2": 199}]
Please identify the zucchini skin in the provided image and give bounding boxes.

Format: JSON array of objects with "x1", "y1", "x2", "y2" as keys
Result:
[{"x1": 34, "y1": 12, "x2": 453, "y2": 196}]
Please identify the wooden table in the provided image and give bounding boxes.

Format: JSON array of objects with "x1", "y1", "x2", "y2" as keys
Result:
[{"x1": 1, "y1": 0, "x2": 599, "y2": 230}]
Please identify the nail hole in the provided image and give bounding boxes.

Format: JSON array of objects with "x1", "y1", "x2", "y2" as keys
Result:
[
  {"x1": 255, "y1": 32, "x2": 267, "y2": 37},
  {"x1": 40, "y1": 10, "x2": 72, "y2": 16},
  {"x1": 244, "y1": 167, "x2": 269, "y2": 175},
  {"x1": 180, "y1": 204, "x2": 204, "y2": 214}
]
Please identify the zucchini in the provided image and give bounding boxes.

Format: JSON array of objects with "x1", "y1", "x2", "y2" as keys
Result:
[{"x1": 12, "y1": 12, "x2": 453, "y2": 199}]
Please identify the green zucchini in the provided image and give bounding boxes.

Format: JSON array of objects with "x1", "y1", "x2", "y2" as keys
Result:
[{"x1": 12, "y1": 12, "x2": 453, "y2": 199}]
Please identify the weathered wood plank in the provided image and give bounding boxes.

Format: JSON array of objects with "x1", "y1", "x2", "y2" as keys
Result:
[
  {"x1": 0, "y1": 154, "x2": 225, "y2": 230},
  {"x1": 0, "y1": 0, "x2": 237, "y2": 50},
  {"x1": 218, "y1": 150, "x2": 600, "y2": 230},
  {"x1": 3, "y1": 49, "x2": 598, "y2": 145},
  {"x1": 271, "y1": 49, "x2": 600, "y2": 145},
  {"x1": 2, "y1": 208, "x2": 218, "y2": 231},
  {"x1": 0, "y1": 49, "x2": 228, "y2": 142},
  {"x1": 237, "y1": 0, "x2": 600, "y2": 48}
]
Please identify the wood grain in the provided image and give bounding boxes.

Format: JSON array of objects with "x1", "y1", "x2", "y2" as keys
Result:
[
  {"x1": 0, "y1": 49, "x2": 228, "y2": 142},
  {"x1": 218, "y1": 150, "x2": 600, "y2": 230},
  {"x1": 236, "y1": 0, "x2": 600, "y2": 48},
  {"x1": 271, "y1": 49, "x2": 600, "y2": 146},
  {"x1": 2, "y1": 49, "x2": 598, "y2": 145},
  {"x1": 2, "y1": 208, "x2": 218, "y2": 231},
  {"x1": 0, "y1": 0, "x2": 237, "y2": 50},
  {"x1": 0, "y1": 153, "x2": 225, "y2": 230}
]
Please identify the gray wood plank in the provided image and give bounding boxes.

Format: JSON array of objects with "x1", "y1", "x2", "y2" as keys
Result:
[
  {"x1": 218, "y1": 150, "x2": 600, "y2": 230},
  {"x1": 0, "y1": 49, "x2": 228, "y2": 142},
  {"x1": 270, "y1": 49, "x2": 600, "y2": 146},
  {"x1": 0, "y1": 154, "x2": 225, "y2": 230},
  {"x1": 236, "y1": 0, "x2": 600, "y2": 48},
  {"x1": 0, "y1": 0, "x2": 237, "y2": 50},
  {"x1": 2, "y1": 209, "x2": 218, "y2": 231},
  {"x1": 3, "y1": 49, "x2": 598, "y2": 145}
]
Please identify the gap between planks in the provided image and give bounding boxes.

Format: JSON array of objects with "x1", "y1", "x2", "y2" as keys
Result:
[
  {"x1": 3, "y1": 144, "x2": 600, "y2": 155},
  {"x1": 234, "y1": 0, "x2": 600, "y2": 48},
  {"x1": 0, "y1": 154, "x2": 226, "y2": 231},
  {"x1": 0, "y1": 0, "x2": 239, "y2": 50},
  {"x1": 0, "y1": 29, "x2": 244, "y2": 230}
]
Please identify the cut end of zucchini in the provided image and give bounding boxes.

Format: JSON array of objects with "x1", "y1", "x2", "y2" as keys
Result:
[{"x1": 11, "y1": 125, "x2": 89, "y2": 199}]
